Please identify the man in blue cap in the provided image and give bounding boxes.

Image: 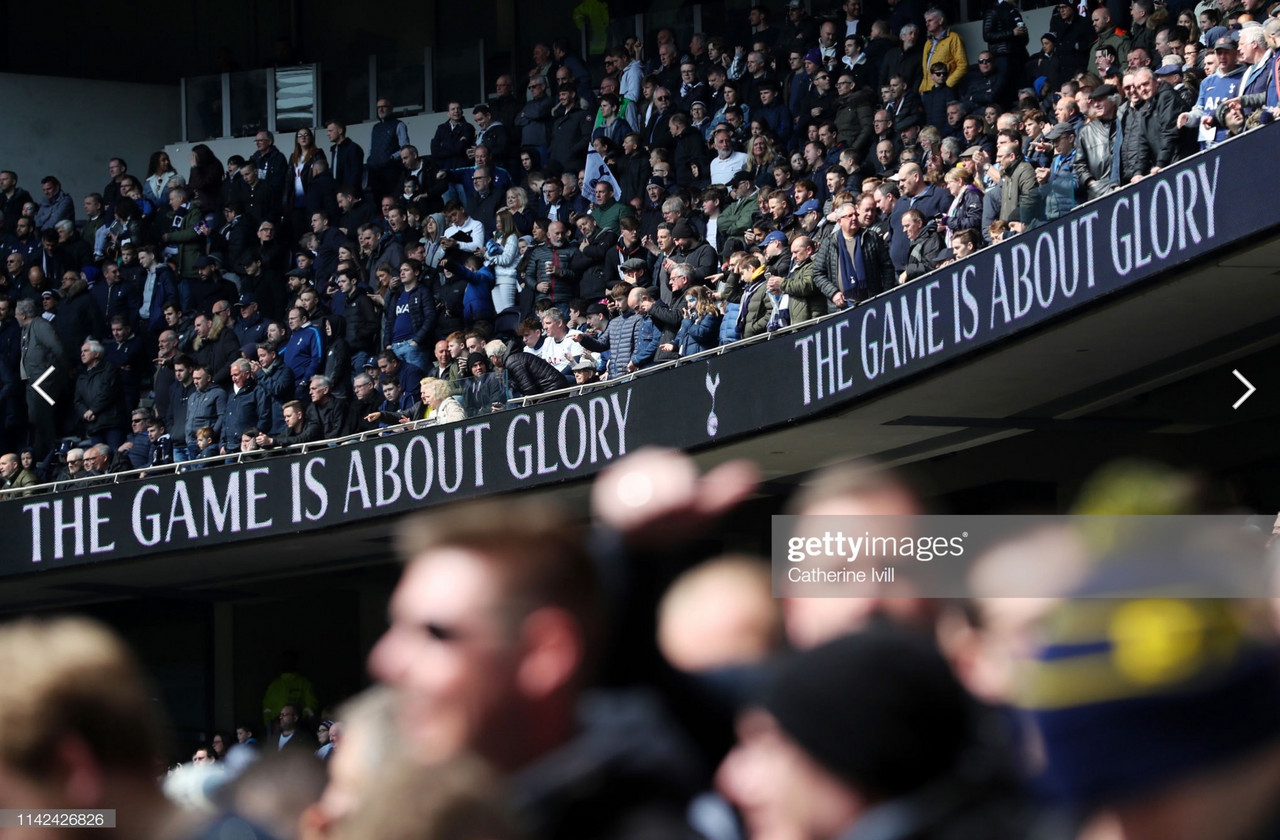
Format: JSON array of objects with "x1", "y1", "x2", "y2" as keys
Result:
[{"x1": 233, "y1": 293, "x2": 267, "y2": 346}]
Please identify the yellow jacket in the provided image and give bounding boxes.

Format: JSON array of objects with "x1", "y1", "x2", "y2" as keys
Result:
[{"x1": 920, "y1": 30, "x2": 968, "y2": 92}]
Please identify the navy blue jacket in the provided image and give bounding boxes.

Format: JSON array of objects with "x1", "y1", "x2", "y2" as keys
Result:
[
  {"x1": 223, "y1": 378, "x2": 275, "y2": 447},
  {"x1": 382, "y1": 281, "x2": 437, "y2": 348}
]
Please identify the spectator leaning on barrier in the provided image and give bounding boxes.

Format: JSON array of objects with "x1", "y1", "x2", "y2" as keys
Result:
[
  {"x1": 222, "y1": 358, "x2": 274, "y2": 453},
  {"x1": 185, "y1": 364, "x2": 226, "y2": 460},
  {"x1": 1074, "y1": 83, "x2": 1122, "y2": 199},
  {"x1": 1036, "y1": 120, "x2": 1081, "y2": 220}
]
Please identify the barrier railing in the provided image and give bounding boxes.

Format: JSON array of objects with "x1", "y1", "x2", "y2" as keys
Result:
[{"x1": 3, "y1": 123, "x2": 1278, "y2": 571}]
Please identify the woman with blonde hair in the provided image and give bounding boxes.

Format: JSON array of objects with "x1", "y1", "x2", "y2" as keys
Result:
[
  {"x1": 488, "y1": 208, "x2": 521, "y2": 312},
  {"x1": 943, "y1": 167, "x2": 983, "y2": 240},
  {"x1": 421, "y1": 377, "x2": 466, "y2": 423},
  {"x1": 747, "y1": 135, "x2": 779, "y2": 187},
  {"x1": 504, "y1": 187, "x2": 534, "y2": 235},
  {"x1": 668, "y1": 286, "x2": 722, "y2": 356}
]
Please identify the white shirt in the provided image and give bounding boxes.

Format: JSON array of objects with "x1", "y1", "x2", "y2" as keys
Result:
[
  {"x1": 537, "y1": 329, "x2": 585, "y2": 373},
  {"x1": 710, "y1": 151, "x2": 749, "y2": 185},
  {"x1": 444, "y1": 218, "x2": 486, "y2": 253}
]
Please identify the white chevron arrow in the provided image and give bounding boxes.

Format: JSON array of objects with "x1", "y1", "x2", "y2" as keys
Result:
[
  {"x1": 32, "y1": 366, "x2": 56, "y2": 406},
  {"x1": 1233, "y1": 369, "x2": 1256, "y2": 410}
]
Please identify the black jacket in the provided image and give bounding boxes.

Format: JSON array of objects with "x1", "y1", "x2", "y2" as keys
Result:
[
  {"x1": 571, "y1": 228, "x2": 618, "y2": 301},
  {"x1": 813, "y1": 227, "x2": 896, "y2": 303},
  {"x1": 431, "y1": 119, "x2": 477, "y2": 170},
  {"x1": 503, "y1": 350, "x2": 569, "y2": 396},
  {"x1": 508, "y1": 691, "x2": 705, "y2": 840},
  {"x1": 343, "y1": 286, "x2": 381, "y2": 354},
  {"x1": 983, "y1": 0, "x2": 1029, "y2": 59},
  {"x1": 329, "y1": 137, "x2": 365, "y2": 194},
  {"x1": 904, "y1": 224, "x2": 947, "y2": 281},
  {"x1": 671, "y1": 131, "x2": 708, "y2": 189},
  {"x1": 549, "y1": 106, "x2": 592, "y2": 173},
  {"x1": 307, "y1": 394, "x2": 355, "y2": 440},
  {"x1": 190, "y1": 327, "x2": 241, "y2": 389},
  {"x1": 74, "y1": 360, "x2": 127, "y2": 435}
]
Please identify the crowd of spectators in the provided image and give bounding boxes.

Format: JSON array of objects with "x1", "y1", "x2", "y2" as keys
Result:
[
  {"x1": 2, "y1": 0, "x2": 1279, "y2": 494},
  {"x1": 5, "y1": 451, "x2": 1280, "y2": 840}
]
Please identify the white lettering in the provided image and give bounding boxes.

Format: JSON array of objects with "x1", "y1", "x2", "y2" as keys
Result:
[
  {"x1": 466, "y1": 424, "x2": 489, "y2": 487},
  {"x1": 405, "y1": 435, "x2": 434, "y2": 499},
  {"x1": 374, "y1": 443, "x2": 403, "y2": 505},
  {"x1": 202, "y1": 473, "x2": 242, "y2": 535},
  {"x1": 861, "y1": 306, "x2": 879, "y2": 379},
  {"x1": 589, "y1": 397, "x2": 612, "y2": 462},
  {"x1": 131, "y1": 486, "x2": 161, "y2": 547},
  {"x1": 794, "y1": 334, "x2": 815, "y2": 405},
  {"x1": 166, "y1": 481, "x2": 198, "y2": 542},
  {"x1": 88, "y1": 492, "x2": 114, "y2": 554},
  {"x1": 610, "y1": 391, "x2": 632, "y2": 456},
  {"x1": 24, "y1": 501, "x2": 49, "y2": 562},
  {"x1": 245, "y1": 467, "x2": 273, "y2": 528},
  {"x1": 303, "y1": 457, "x2": 328, "y2": 520},
  {"x1": 438, "y1": 429, "x2": 465, "y2": 492},
  {"x1": 52, "y1": 497, "x2": 83, "y2": 560},
  {"x1": 506, "y1": 414, "x2": 533, "y2": 479},
  {"x1": 559, "y1": 404, "x2": 588, "y2": 470},
  {"x1": 344, "y1": 451, "x2": 372, "y2": 513}
]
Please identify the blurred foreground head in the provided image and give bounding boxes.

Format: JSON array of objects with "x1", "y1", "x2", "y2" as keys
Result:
[
  {"x1": 0, "y1": 616, "x2": 177, "y2": 839},
  {"x1": 785, "y1": 461, "x2": 933, "y2": 647},
  {"x1": 368, "y1": 499, "x2": 600, "y2": 772},
  {"x1": 717, "y1": 624, "x2": 1019, "y2": 840},
  {"x1": 1018, "y1": 450, "x2": 1280, "y2": 840}
]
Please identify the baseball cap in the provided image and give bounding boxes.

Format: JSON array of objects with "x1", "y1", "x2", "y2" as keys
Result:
[
  {"x1": 761, "y1": 230, "x2": 788, "y2": 247},
  {"x1": 797, "y1": 199, "x2": 821, "y2": 215},
  {"x1": 236, "y1": 293, "x2": 258, "y2": 307},
  {"x1": 1043, "y1": 121, "x2": 1076, "y2": 141}
]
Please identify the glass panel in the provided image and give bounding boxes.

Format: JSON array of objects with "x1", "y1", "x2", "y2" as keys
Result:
[
  {"x1": 377, "y1": 52, "x2": 426, "y2": 117},
  {"x1": 275, "y1": 65, "x2": 318, "y2": 134},
  {"x1": 644, "y1": 3, "x2": 697, "y2": 58},
  {"x1": 608, "y1": 13, "x2": 641, "y2": 51},
  {"x1": 434, "y1": 41, "x2": 484, "y2": 111},
  {"x1": 185, "y1": 74, "x2": 224, "y2": 142},
  {"x1": 228, "y1": 69, "x2": 269, "y2": 138},
  {"x1": 321, "y1": 54, "x2": 371, "y2": 127},
  {"x1": 459, "y1": 371, "x2": 513, "y2": 417}
]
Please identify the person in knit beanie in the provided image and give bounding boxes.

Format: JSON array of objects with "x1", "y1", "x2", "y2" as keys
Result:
[{"x1": 716, "y1": 623, "x2": 1029, "y2": 840}]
